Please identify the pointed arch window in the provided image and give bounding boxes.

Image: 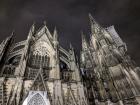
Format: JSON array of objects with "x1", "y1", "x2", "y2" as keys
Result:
[{"x1": 27, "y1": 93, "x2": 46, "y2": 105}]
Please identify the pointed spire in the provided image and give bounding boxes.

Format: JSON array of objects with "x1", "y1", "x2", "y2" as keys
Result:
[
  {"x1": 69, "y1": 43, "x2": 75, "y2": 62},
  {"x1": 89, "y1": 13, "x2": 98, "y2": 25},
  {"x1": 89, "y1": 13, "x2": 99, "y2": 34},
  {"x1": 69, "y1": 43, "x2": 74, "y2": 55},
  {"x1": 89, "y1": 13, "x2": 97, "y2": 38},
  {"x1": 43, "y1": 21, "x2": 47, "y2": 26},
  {"x1": 70, "y1": 43, "x2": 72, "y2": 49},
  {"x1": 32, "y1": 22, "x2": 35, "y2": 31},
  {"x1": 89, "y1": 38, "x2": 95, "y2": 51},
  {"x1": 11, "y1": 30, "x2": 15, "y2": 36},
  {"x1": 89, "y1": 13, "x2": 102, "y2": 28},
  {"x1": 26, "y1": 23, "x2": 35, "y2": 42},
  {"x1": 76, "y1": 55, "x2": 80, "y2": 67},
  {"x1": 69, "y1": 43, "x2": 74, "y2": 52},
  {"x1": 15, "y1": 23, "x2": 35, "y2": 76},
  {"x1": 69, "y1": 43, "x2": 81, "y2": 81},
  {"x1": 43, "y1": 21, "x2": 47, "y2": 32},
  {"x1": 11, "y1": 30, "x2": 16, "y2": 41},
  {"x1": 9, "y1": 30, "x2": 15, "y2": 39},
  {"x1": 53, "y1": 27, "x2": 59, "y2": 48},
  {"x1": 81, "y1": 31, "x2": 88, "y2": 51},
  {"x1": 6, "y1": 30, "x2": 15, "y2": 45},
  {"x1": 29, "y1": 22, "x2": 35, "y2": 35},
  {"x1": 89, "y1": 13, "x2": 104, "y2": 40},
  {"x1": 53, "y1": 27, "x2": 58, "y2": 41}
]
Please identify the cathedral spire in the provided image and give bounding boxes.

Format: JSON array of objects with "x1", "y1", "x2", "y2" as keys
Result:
[
  {"x1": 54, "y1": 28, "x2": 60, "y2": 79},
  {"x1": 28, "y1": 23, "x2": 35, "y2": 38},
  {"x1": 7, "y1": 30, "x2": 15, "y2": 43},
  {"x1": 69, "y1": 43, "x2": 76, "y2": 64},
  {"x1": 9, "y1": 30, "x2": 15, "y2": 43},
  {"x1": 70, "y1": 43, "x2": 73, "y2": 49},
  {"x1": 11, "y1": 30, "x2": 15, "y2": 37},
  {"x1": 53, "y1": 27, "x2": 58, "y2": 42},
  {"x1": 0, "y1": 31, "x2": 15, "y2": 63},
  {"x1": 69, "y1": 43, "x2": 74, "y2": 58},
  {"x1": 89, "y1": 13, "x2": 102, "y2": 40},
  {"x1": 89, "y1": 13, "x2": 98, "y2": 25},
  {"x1": 43, "y1": 21, "x2": 47, "y2": 26},
  {"x1": 15, "y1": 23, "x2": 35, "y2": 76},
  {"x1": 69, "y1": 44, "x2": 81, "y2": 81},
  {"x1": 81, "y1": 31, "x2": 89, "y2": 51},
  {"x1": 89, "y1": 13, "x2": 110, "y2": 50},
  {"x1": 53, "y1": 27, "x2": 59, "y2": 49},
  {"x1": 43, "y1": 21, "x2": 48, "y2": 31}
]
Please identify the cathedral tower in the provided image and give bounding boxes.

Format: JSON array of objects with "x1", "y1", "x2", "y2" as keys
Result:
[{"x1": 81, "y1": 14, "x2": 140, "y2": 105}]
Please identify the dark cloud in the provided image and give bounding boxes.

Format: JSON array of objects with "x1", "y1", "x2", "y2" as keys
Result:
[{"x1": 0, "y1": 0, "x2": 140, "y2": 65}]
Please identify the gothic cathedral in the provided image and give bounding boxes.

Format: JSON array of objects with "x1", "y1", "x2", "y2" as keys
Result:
[{"x1": 0, "y1": 14, "x2": 140, "y2": 105}]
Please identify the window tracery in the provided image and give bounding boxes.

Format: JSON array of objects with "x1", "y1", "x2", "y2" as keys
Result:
[
  {"x1": 33, "y1": 41, "x2": 50, "y2": 56},
  {"x1": 27, "y1": 93, "x2": 46, "y2": 105}
]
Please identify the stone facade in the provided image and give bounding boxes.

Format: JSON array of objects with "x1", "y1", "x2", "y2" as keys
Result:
[
  {"x1": 80, "y1": 14, "x2": 140, "y2": 105},
  {"x1": 0, "y1": 14, "x2": 140, "y2": 105},
  {"x1": 0, "y1": 23, "x2": 87, "y2": 105}
]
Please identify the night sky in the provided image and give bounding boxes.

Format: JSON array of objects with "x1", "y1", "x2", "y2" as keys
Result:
[{"x1": 0, "y1": 0, "x2": 140, "y2": 65}]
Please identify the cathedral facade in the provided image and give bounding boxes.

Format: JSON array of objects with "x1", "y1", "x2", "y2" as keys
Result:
[{"x1": 0, "y1": 14, "x2": 140, "y2": 105}]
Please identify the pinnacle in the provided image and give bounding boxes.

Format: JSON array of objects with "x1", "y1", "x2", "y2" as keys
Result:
[
  {"x1": 43, "y1": 21, "x2": 47, "y2": 25},
  {"x1": 70, "y1": 43, "x2": 73, "y2": 50},
  {"x1": 53, "y1": 26, "x2": 58, "y2": 41},
  {"x1": 88, "y1": 13, "x2": 97, "y2": 25}
]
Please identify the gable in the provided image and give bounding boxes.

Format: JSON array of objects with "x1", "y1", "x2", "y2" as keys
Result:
[
  {"x1": 32, "y1": 33, "x2": 55, "y2": 56},
  {"x1": 35, "y1": 25, "x2": 53, "y2": 42}
]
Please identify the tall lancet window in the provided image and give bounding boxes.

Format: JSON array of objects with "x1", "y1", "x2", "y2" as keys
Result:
[{"x1": 42, "y1": 55, "x2": 50, "y2": 69}]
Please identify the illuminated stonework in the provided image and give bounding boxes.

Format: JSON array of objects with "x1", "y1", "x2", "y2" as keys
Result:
[
  {"x1": 0, "y1": 14, "x2": 140, "y2": 105},
  {"x1": 0, "y1": 22, "x2": 87, "y2": 105},
  {"x1": 25, "y1": 91, "x2": 50, "y2": 105}
]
